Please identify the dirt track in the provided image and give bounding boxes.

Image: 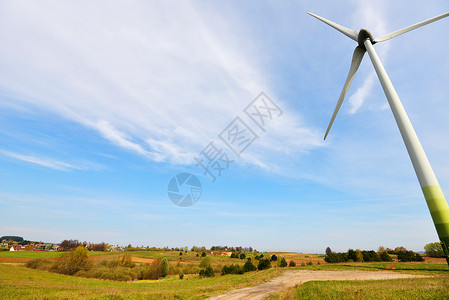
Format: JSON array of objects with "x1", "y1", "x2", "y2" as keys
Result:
[{"x1": 208, "y1": 270, "x2": 430, "y2": 300}]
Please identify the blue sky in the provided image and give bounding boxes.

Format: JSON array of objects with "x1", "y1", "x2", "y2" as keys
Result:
[{"x1": 1, "y1": 0, "x2": 449, "y2": 253}]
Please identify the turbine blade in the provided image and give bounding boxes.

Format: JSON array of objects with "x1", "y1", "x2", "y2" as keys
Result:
[
  {"x1": 375, "y1": 11, "x2": 449, "y2": 42},
  {"x1": 308, "y1": 12, "x2": 358, "y2": 41},
  {"x1": 324, "y1": 46, "x2": 366, "y2": 140}
]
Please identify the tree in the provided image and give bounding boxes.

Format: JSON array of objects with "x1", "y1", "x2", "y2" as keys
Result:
[
  {"x1": 379, "y1": 251, "x2": 393, "y2": 262},
  {"x1": 325, "y1": 247, "x2": 333, "y2": 255},
  {"x1": 199, "y1": 257, "x2": 211, "y2": 268},
  {"x1": 160, "y1": 258, "x2": 169, "y2": 277},
  {"x1": 394, "y1": 246, "x2": 407, "y2": 253},
  {"x1": 424, "y1": 242, "x2": 444, "y2": 258},
  {"x1": 201, "y1": 251, "x2": 207, "y2": 257},
  {"x1": 347, "y1": 249, "x2": 356, "y2": 261},
  {"x1": 271, "y1": 254, "x2": 278, "y2": 261},
  {"x1": 257, "y1": 258, "x2": 271, "y2": 270},
  {"x1": 279, "y1": 257, "x2": 287, "y2": 267},
  {"x1": 239, "y1": 253, "x2": 246, "y2": 259},
  {"x1": 59, "y1": 239, "x2": 81, "y2": 251},
  {"x1": 289, "y1": 260, "x2": 296, "y2": 267},
  {"x1": 355, "y1": 249, "x2": 364, "y2": 262}
]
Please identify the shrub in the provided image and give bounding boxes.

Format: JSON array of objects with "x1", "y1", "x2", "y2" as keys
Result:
[
  {"x1": 179, "y1": 273, "x2": 184, "y2": 279},
  {"x1": 289, "y1": 260, "x2": 296, "y2": 267},
  {"x1": 230, "y1": 252, "x2": 239, "y2": 258},
  {"x1": 279, "y1": 257, "x2": 287, "y2": 267},
  {"x1": 240, "y1": 253, "x2": 246, "y2": 259},
  {"x1": 222, "y1": 264, "x2": 244, "y2": 275},
  {"x1": 243, "y1": 259, "x2": 256, "y2": 272},
  {"x1": 201, "y1": 252, "x2": 207, "y2": 257},
  {"x1": 26, "y1": 258, "x2": 52, "y2": 270},
  {"x1": 257, "y1": 258, "x2": 271, "y2": 270},
  {"x1": 271, "y1": 254, "x2": 278, "y2": 262},
  {"x1": 307, "y1": 261, "x2": 313, "y2": 266},
  {"x1": 200, "y1": 265, "x2": 214, "y2": 277}
]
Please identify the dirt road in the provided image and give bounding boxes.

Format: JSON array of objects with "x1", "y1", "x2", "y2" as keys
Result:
[{"x1": 208, "y1": 270, "x2": 429, "y2": 300}]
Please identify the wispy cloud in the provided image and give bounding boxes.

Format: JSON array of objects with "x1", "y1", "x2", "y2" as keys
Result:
[
  {"x1": 0, "y1": 149, "x2": 83, "y2": 171},
  {"x1": 0, "y1": 1, "x2": 320, "y2": 169}
]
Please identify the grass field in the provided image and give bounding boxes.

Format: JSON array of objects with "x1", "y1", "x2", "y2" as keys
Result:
[
  {"x1": 1, "y1": 251, "x2": 448, "y2": 299},
  {"x1": 269, "y1": 277, "x2": 449, "y2": 300},
  {"x1": 0, "y1": 263, "x2": 282, "y2": 299},
  {"x1": 268, "y1": 262, "x2": 449, "y2": 299}
]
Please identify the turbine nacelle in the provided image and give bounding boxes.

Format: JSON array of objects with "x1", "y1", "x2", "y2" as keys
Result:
[{"x1": 357, "y1": 29, "x2": 375, "y2": 49}]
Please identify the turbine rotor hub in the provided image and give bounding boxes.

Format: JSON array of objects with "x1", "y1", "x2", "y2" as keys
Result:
[{"x1": 357, "y1": 28, "x2": 375, "y2": 49}]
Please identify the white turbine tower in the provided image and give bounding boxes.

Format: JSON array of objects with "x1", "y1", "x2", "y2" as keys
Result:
[{"x1": 309, "y1": 11, "x2": 449, "y2": 265}]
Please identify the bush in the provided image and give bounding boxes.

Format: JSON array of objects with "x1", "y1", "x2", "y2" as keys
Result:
[
  {"x1": 279, "y1": 257, "x2": 287, "y2": 267},
  {"x1": 221, "y1": 264, "x2": 244, "y2": 275},
  {"x1": 271, "y1": 254, "x2": 278, "y2": 262},
  {"x1": 240, "y1": 253, "x2": 246, "y2": 259},
  {"x1": 243, "y1": 259, "x2": 256, "y2": 272},
  {"x1": 230, "y1": 252, "x2": 239, "y2": 258},
  {"x1": 257, "y1": 258, "x2": 271, "y2": 270},
  {"x1": 26, "y1": 258, "x2": 52, "y2": 270},
  {"x1": 179, "y1": 273, "x2": 184, "y2": 279},
  {"x1": 397, "y1": 250, "x2": 424, "y2": 262},
  {"x1": 51, "y1": 246, "x2": 91, "y2": 275},
  {"x1": 379, "y1": 251, "x2": 393, "y2": 262},
  {"x1": 289, "y1": 260, "x2": 296, "y2": 267},
  {"x1": 201, "y1": 252, "x2": 207, "y2": 257},
  {"x1": 199, "y1": 265, "x2": 214, "y2": 277}
]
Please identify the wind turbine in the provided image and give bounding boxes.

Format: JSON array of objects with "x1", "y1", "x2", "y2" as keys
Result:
[{"x1": 309, "y1": 11, "x2": 449, "y2": 265}]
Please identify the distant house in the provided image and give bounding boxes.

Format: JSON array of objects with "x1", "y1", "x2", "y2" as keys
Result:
[{"x1": 10, "y1": 245, "x2": 24, "y2": 251}]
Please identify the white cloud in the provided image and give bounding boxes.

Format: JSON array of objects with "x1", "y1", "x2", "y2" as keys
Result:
[
  {"x1": 0, "y1": 149, "x2": 84, "y2": 171},
  {"x1": 0, "y1": 0, "x2": 320, "y2": 169}
]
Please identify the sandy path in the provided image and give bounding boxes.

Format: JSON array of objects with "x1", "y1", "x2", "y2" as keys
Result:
[{"x1": 208, "y1": 270, "x2": 429, "y2": 300}]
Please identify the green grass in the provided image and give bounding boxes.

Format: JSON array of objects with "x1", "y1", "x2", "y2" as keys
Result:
[
  {"x1": 269, "y1": 262, "x2": 449, "y2": 299},
  {"x1": 0, "y1": 263, "x2": 282, "y2": 299},
  {"x1": 270, "y1": 277, "x2": 449, "y2": 300},
  {"x1": 293, "y1": 262, "x2": 449, "y2": 275}
]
